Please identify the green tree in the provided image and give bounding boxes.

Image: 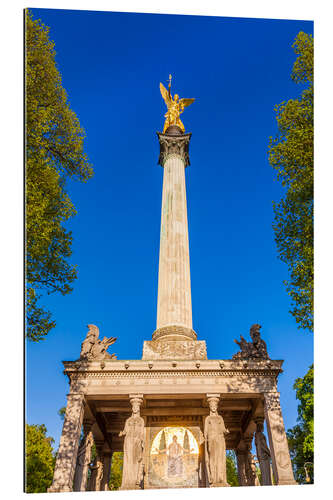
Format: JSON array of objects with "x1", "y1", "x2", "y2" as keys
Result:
[
  {"x1": 287, "y1": 364, "x2": 314, "y2": 483},
  {"x1": 226, "y1": 450, "x2": 239, "y2": 486},
  {"x1": 57, "y1": 406, "x2": 66, "y2": 420},
  {"x1": 268, "y1": 32, "x2": 313, "y2": 332},
  {"x1": 25, "y1": 424, "x2": 55, "y2": 493},
  {"x1": 109, "y1": 452, "x2": 123, "y2": 490},
  {"x1": 25, "y1": 10, "x2": 93, "y2": 341}
]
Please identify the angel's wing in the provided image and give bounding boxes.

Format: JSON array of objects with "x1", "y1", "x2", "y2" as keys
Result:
[
  {"x1": 179, "y1": 98, "x2": 195, "y2": 108},
  {"x1": 103, "y1": 336, "x2": 117, "y2": 347},
  {"x1": 160, "y1": 82, "x2": 171, "y2": 108}
]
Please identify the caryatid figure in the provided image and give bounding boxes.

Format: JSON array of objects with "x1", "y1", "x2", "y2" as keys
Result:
[
  {"x1": 204, "y1": 395, "x2": 230, "y2": 487},
  {"x1": 254, "y1": 419, "x2": 272, "y2": 486},
  {"x1": 119, "y1": 396, "x2": 145, "y2": 490}
]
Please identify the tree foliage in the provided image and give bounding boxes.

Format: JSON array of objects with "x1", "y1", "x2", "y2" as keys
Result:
[
  {"x1": 287, "y1": 364, "x2": 314, "y2": 483},
  {"x1": 25, "y1": 424, "x2": 55, "y2": 493},
  {"x1": 109, "y1": 452, "x2": 123, "y2": 490},
  {"x1": 25, "y1": 10, "x2": 93, "y2": 341},
  {"x1": 268, "y1": 32, "x2": 313, "y2": 332},
  {"x1": 57, "y1": 406, "x2": 66, "y2": 420},
  {"x1": 226, "y1": 450, "x2": 239, "y2": 486}
]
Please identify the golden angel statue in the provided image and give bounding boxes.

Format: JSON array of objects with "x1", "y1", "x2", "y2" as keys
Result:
[{"x1": 160, "y1": 75, "x2": 195, "y2": 133}]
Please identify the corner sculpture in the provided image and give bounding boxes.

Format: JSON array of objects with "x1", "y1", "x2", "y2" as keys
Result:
[
  {"x1": 79, "y1": 324, "x2": 117, "y2": 361},
  {"x1": 119, "y1": 396, "x2": 145, "y2": 490},
  {"x1": 204, "y1": 396, "x2": 230, "y2": 487},
  {"x1": 160, "y1": 74, "x2": 195, "y2": 133},
  {"x1": 232, "y1": 324, "x2": 269, "y2": 360}
]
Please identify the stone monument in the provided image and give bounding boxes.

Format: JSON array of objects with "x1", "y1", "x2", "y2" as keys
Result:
[{"x1": 48, "y1": 77, "x2": 297, "y2": 492}]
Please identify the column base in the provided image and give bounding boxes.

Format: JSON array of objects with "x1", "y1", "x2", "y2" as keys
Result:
[
  {"x1": 209, "y1": 482, "x2": 230, "y2": 487},
  {"x1": 276, "y1": 480, "x2": 298, "y2": 486},
  {"x1": 119, "y1": 485, "x2": 142, "y2": 490},
  {"x1": 47, "y1": 485, "x2": 72, "y2": 493},
  {"x1": 152, "y1": 325, "x2": 197, "y2": 341}
]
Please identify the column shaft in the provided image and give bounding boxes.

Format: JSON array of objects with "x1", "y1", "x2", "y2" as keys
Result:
[
  {"x1": 73, "y1": 425, "x2": 94, "y2": 491},
  {"x1": 235, "y1": 450, "x2": 248, "y2": 486},
  {"x1": 48, "y1": 393, "x2": 85, "y2": 492},
  {"x1": 264, "y1": 392, "x2": 297, "y2": 485},
  {"x1": 101, "y1": 452, "x2": 113, "y2": 491},
  {"x1": 156, "y1": 154, "x2": 192, "y2": 332}
]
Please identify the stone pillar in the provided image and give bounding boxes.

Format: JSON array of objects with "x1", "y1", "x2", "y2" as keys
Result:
[
  {"x1": 73, "y1": 419, "x2": 94, "y2": 491},
  {"x1": 88, "y1": 439, "x2": 105, "y2": 491},
  {"x1": 235, "y1": 449, "x2": 248, "y2": 486},
  {"x1": 100, "y1": 451, "x2": 113, "y2": 491},
  {"x1": 48, "y1": 393, "x2": 85, "y2": 492},
  {"x1": 242, "y1": 436, "x2": 260, "y2": 486},
  {"x1": 154, "y1": 128, "x2": 196, "y2": 342},
  {"x1": 264, "y1": 392, "x2": 297, "y2": 485},
  {"x1": 254, "y1": 417, "x2": 272, "y2": 486}
]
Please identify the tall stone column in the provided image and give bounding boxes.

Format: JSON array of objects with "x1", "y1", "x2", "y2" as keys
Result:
[
  {"x1": 264, "y1": 392, "x2": 297, "y2": 485},
  {"x1": 48, "y1": 393, "x2": 85, "y2": 492},
  {"x1": 73, "y1": 419, "x2": 94, "y2": 491},
  {"x1": 154, "y1": 126, "x2": 196, "y2": 342},
  {"x1": 88, "y1": 439, "x2": 105, "y2": 491},
  {"x1": 243, "y1": 436, "x2": 259, "y2": 486},
  {"x1": 100, "y1": 451, "x2": 113, "y2": 491},
  {"x1": 235, "y1": 449, "x2": 248, "y2": 486}
]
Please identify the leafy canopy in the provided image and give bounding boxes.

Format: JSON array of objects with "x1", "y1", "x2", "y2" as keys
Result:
[
  {"x1": 268, "y1": 32, "x2": 313, "y2": 332},
  {"x1": 25, "y1": 424, "x2": 55, "y2": 493},
  {"x1": 226, "y1": 450, "x2": 239, "y2": 486},
  {"x1": 109, "y1": 452, "x2": 124, "y2": 490},
  {"x1": 25, "y1": 10, "x2": 93, "y2": 341},
  {"x1": 287, "y1": 364, "x2": 314, "y2": 483}
]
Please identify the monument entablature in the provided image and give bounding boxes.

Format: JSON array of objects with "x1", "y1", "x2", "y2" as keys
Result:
[{"x1": 48, "y1": 77, "x2": 297, "y2": 492}]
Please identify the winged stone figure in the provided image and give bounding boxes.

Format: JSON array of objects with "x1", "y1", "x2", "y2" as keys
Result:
[
  {"x1": 160, "y1": 76, "x2": 195, "y2": 133},
  {"x1": 80, "y1": 324, "x2": 117, "y2": 361}
]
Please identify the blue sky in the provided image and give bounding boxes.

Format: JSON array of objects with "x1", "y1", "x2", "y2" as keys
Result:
[{"x1": 26, "y1": 8, "x2": 313, "y2": 448}]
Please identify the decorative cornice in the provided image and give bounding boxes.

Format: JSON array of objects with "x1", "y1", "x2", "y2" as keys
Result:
[
  {"x1": 68, "y1": 369, "x2": 280, "y2": 379},
  {"x1": 157, "y1": 132, "x2": 192, "y2": 167}
]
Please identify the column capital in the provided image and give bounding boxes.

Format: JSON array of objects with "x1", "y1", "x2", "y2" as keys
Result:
[
  {"x1": 129, "y1": 394, "x2": 144, "y2": 415},
  {"x1": 206, "y1": 393, "x2": 221, "y2": 400},
  {"x1": 129, "y1": 394, "x2": 144, "y2": 404},
  {"x1": 254, "y1": 416, "x2": 265, "y2": 429},
  {"x1": 243, "y1": 436, "x2": 253, "y2": 450},
  {"x1": 157, "y1": 130, "x2": 192, "y2": 167}
]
